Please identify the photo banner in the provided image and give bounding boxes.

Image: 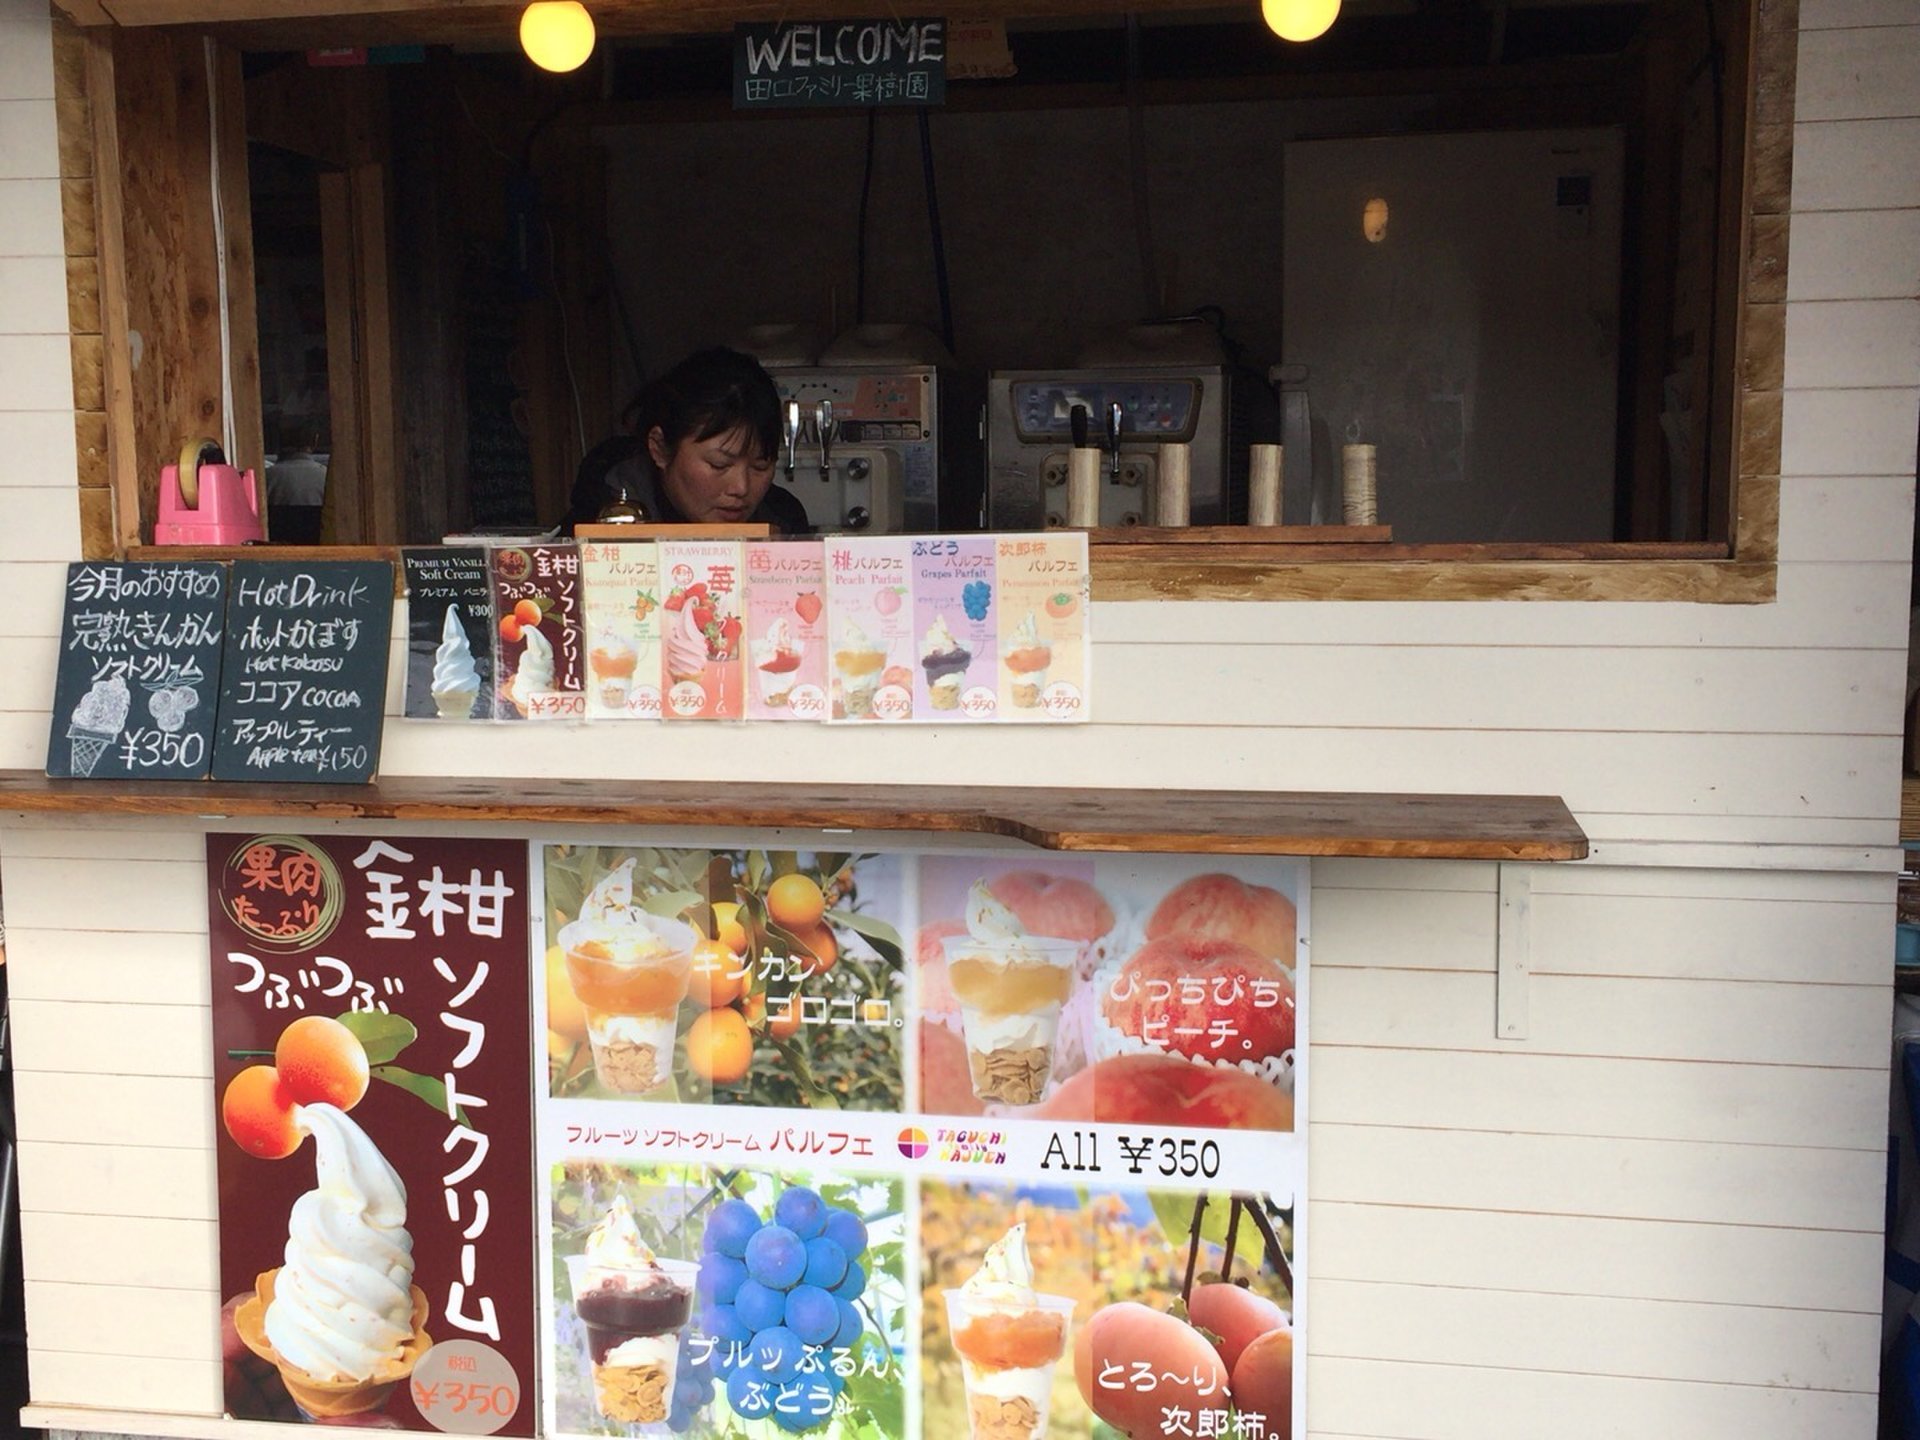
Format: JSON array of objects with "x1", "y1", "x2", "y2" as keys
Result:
[
  {"x1": 207, "y1": 833, "x2": 536, "y2": 1434},
  {"x1": 533, "y1": 841, "x2": 1305, "y2": 1440}
]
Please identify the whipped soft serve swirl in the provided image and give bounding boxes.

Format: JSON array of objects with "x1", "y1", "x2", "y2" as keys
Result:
[
  {"x1": 961, "y1": 1223, "x2": 1038, "y2": 1308},
  {"x1": 264, "y1": 1103, "x2": 416, "y2": 1383},
  {"x1": 432, "y1": 605, "x2": 479, "y2": 693}
]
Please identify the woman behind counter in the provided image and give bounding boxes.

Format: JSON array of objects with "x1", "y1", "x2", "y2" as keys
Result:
[{"x1": 567, "y1": 347, "x2": 811, "y2": 533}]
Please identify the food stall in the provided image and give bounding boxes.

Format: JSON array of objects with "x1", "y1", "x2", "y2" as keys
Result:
[{"x1": 0, "y1": 0, "x2": 1914, "y2": 1433}]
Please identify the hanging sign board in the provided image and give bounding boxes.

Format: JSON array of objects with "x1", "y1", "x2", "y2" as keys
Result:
[{"x1": 734, "y1": 18, "x2": 947, "y2": 109}]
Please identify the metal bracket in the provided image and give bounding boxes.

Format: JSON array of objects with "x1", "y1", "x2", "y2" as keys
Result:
[{"x1": 1497, "y1": 863, "x2": 1530, "y2": 1040}]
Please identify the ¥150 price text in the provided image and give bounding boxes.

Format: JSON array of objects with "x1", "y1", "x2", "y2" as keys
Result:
[{"x1": 1040, "y1": 1129, "x2": 1222, "y2": 1179}]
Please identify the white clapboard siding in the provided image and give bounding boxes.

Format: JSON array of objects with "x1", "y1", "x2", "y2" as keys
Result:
[
  {"x1": 0, "y1": 334, "x2": 73, "y2": 414},
  {"x1": 6, "y1": 927, "x2": 212, "y2": 1004},
  {"x1": 1309, "y1": 1201, "x2": 1883, "y2": 1311},
  {"x1": 1788, "y1": 212, "x2": 1920, "y2": 300},
  {"x1": 1310, "y1": 1279, "x2": 1880, "y2": 1390},
  {"x1": 27, "y1": 1350, "x2": 220, "y2": 1418},
  {"x1": 0, "y1": 176, "x2": 60, "y2": 256},
  {"x1": 1312, "y1": 1047, "x2": 1886, "y2": 1149},
  {"x1": 1312, "y1": 1124, "x2": 1886, "y2": 1230},
  {"x1": 1313, "y1": 967, "x2": 1888, "y2": 1068},
  {"x1": 0, "y1": 96, "x2": 56, "y2": 179},
  {"x1": 9, "y1": 999, "x2": 213, "y2": 1077},
  {"x1": 1800, "y1": 0, "x2": 1920, "y2": 29},
  {"x1": 1784, "y1": 298, "x2": 1920, "y2": 391},
  {"x1": 0, "y1": 252, "x2": 65, "y2": 333},
  {"x1": 17, "y1": 1141, "x2": 214, "y2": 1222},
  {"x1": 11, "y1": 1072, "x2": 213, "y2": 1149},
  {"x1": 1303, "y1": 1356, "x2": 1878, "y2": 1439},
  {"x1": 1792, "y1": 118, "x2": 1920, "y2": 209},
  {"x1": 24, "y1": 1282, "x2": 218, "y2": 1361},
  {"x1": 19, "y1": 1212, "x2": 218, "y2": 1290},
  {"x1": 1779, "y1": 474, "x2": 1916, "y2": 559},
  {"x1": 1795, "y1": 24, "x2": 1920, "y2": 120}
]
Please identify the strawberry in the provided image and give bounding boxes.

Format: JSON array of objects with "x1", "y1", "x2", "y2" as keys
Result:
[
  {"x1": 794, "y1": 591, "x2": 823, "y2": 624},
  {"x1": 720, "y1": 615, "x2": 742, "y2": 643},
  {"x1": 691, "y1": 602, "x2": 716, "y2": 631},
  {"x1": 685, "y1": 581, "x2": 709, "y2": 600},
  {"x1": 664, "y1": 587, "x2": 687, "y2": 612}
]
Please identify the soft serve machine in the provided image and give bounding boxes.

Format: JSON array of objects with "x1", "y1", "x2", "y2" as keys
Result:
[
  {"x1": 750, "y1": 325, "x2": 977, "y2": 534},
  {"x1": 983, "y1": 322, "x2": 1276, "y2": 529}
]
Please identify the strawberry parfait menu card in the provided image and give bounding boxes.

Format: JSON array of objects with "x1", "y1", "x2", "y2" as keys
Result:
[
  {"x1": 825, "y1": 536, "x2": 915, "y2": 722},
  {"x1": 994, "y1": 531, "x2": 1090, "y2": 722},
  {"x1": 911, "y1": 535, "x2": 998, "y2": 721},
  {"x1": 579, "y1": 540, "x2": 663, "y2": 721},
  {"x1": 658, "y1": 538, "x2": 745, "y2": 720},
  {"x1": 491, "y1": 544, "x2": 586, "y2": 721},
  {"x1": 744, "y1": 540, "x2": 827, "y2": 722}
]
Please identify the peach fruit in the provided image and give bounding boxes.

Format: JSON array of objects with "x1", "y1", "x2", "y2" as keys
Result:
[
  {"x1": 989, "y1": 870, "x2": 1114, "y2": 941},
  {"x1": 1147, "y1": 872, "x2": 1296, "y2": 958},
  {"x1": 1035, "y1": 1054, "x2": 1293, "y2": 1132},
  {"x1": 1104, "y1": 934, "x2": 1296, "y2": 1063},
  {"x1": 919, "y1": 1019, "x2": 987, "y2": 1116}
]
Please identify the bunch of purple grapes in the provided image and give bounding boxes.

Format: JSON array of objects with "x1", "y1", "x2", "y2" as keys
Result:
[
  {"x1": 695, "y1": 1187, "x2": 870, "y2": 1434},
  {"x1": 666, "y1": 1326, "x2": 716, "y2": 1434}
]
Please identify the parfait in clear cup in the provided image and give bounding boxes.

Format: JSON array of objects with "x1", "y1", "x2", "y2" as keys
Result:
[
  {"x1": 565, "y1": 1196, "x2": 698, "y2": 1426},
  {"x1": 943, "y1": 928, "x2": 1079, "y2": 1107},
  {"x1": 945, "y1": 1224, "x2": 1073, "y2": 1440},
  {"x1": 559, "y1": 859, "x2": 698, "y2": 1094}
]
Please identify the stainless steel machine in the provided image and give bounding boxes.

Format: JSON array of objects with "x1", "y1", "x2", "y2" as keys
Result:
[
  {"x1": 988, "y1": 366, "x2": 1261, "y2": 528},
  {"x1": 751, "y1": 324, "x2": 978, "y2": 534}
]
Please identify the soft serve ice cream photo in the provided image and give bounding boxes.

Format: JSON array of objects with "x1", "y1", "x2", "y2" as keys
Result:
[
  {"x1": 208, "y1": 831, "x2": 536, "y2": 1431},
  {"x1": 431, "y1": 603, "x2": 482, "y2": 719},
  {"x1": 401, "y1": 547, "x2": 496, "y2": 721},
  {"x1": 943, "y1": 1223, "x2": 1075, "y2": 1440}
]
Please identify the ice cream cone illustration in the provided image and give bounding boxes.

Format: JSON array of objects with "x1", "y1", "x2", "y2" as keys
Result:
[
  {"x1": 233, "y1": 1104, "x2": 431, "y2": 1419},
  {"x1": 65, "y1": 675, "x2": 130, "y2": 776}
]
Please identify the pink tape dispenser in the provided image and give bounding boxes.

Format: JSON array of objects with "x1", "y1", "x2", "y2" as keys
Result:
[{"x1": 155, "y1": 436, "x2": 264, "y2": 546}]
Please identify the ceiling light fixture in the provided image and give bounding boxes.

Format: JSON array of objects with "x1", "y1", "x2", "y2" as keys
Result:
[
  {"x1": 1261, "y1": 0, "x2": 1341, "y2": 43},
  {"x1": 520, "y1": 0, "x2": 596, "y2": 73}
]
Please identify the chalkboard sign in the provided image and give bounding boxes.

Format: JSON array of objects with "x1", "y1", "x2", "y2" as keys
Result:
[
  {"x1": 47, "y1": 561, "x2": 227, "y2": 780},
  {"x1": 734, "y1": 18, "x2": 946, "y2": 109},
  {"x1": 211, "y1": 560, "x2": 394, "y2": 784},
  {"x1": 402, "y1": 547, "x2": 496, "y2": 721}
]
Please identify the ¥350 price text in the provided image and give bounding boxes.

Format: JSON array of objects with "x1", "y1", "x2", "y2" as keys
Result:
[{"x1": 1040, "y1": 1129, "x2": 1222, "y2": 1179}]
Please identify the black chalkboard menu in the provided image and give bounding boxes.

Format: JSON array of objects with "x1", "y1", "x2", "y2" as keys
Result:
[
  {"x1": 211, "y1": 560, "x2": 394, "y2": 784},
  {"x1": 402, "y1": 547, "x2": 496, "y2": 721},
  {"x1": 47, "y1": 561, "x2": 227, "y2": 780}
]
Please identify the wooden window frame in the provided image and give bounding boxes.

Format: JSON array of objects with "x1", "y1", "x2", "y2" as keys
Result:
[{"x1": 49, "y1": 0, "x2": 1794, "y2": 604}]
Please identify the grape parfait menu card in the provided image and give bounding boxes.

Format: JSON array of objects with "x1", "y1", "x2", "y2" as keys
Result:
[{"x1": 910, "y1": 536, "x2": 997, "y2": 722}]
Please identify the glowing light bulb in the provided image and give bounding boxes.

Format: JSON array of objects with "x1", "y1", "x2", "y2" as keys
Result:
[
  {"x1": 520, "y1": 0, "x2": 596, "y2": 72},
  {"x1": 1261, "y1": 0, "x2": 1340, "y2": 42},
  {"x1": 1363, "y1": 197, "x2": 1389, "y2": 242}
]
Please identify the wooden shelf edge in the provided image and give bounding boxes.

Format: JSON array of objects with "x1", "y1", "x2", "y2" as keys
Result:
[{"x1": 0, "y1": 772, "x2": 1588, "y2": 861}]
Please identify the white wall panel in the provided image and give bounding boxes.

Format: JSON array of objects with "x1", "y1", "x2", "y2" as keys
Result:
[
  {"x1": 1801, "y1": 0, "x2": 1920, "y2": 28},
  {"x1": 0, "y1": 176, "x2": 60, "y2": 256},
  {"x1": 1796, "y1": 25, "x2": 1920, "y2": 121},
  {"x1": 1789, "y1": 209, "x2": 1920, "y2": 299},
  {"x1": 0, "y1": 253, "x2": 66, "y2": 334},
  {"x1": 0, "y1": 97, "x2": 56, "y2": 179},
  {"x1": 1792, "y1": 117, "x2": 1920, "y2": 209}
]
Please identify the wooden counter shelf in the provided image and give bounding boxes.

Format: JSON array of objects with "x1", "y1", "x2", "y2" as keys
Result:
[{"x1": 0, "y1": 772, "x2": 1586, "y2": 860}]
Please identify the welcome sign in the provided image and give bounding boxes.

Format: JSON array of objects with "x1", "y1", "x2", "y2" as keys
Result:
[{"x1": 733, "y1": 17, "x2": 947, "y2": 109}]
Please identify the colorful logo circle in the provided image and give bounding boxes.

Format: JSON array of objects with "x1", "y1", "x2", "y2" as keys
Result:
[{"x1": 896, "y1": 1126, "x2": 929, "y2": 1160}]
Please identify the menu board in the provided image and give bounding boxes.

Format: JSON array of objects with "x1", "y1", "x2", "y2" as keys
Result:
[
  {"x1": 994, "y1": 533, "x2": 1090, "y2": 722},
  {"x1": 211, "y1": 560, "x2": 393, "y2": 784},
  {"x1": 492, "y1": 544, "x2": 586, "y2": 721},
  {"x1": 533, "y1": 844, "x2": 1304, "y2": 1440},
  {"x1": 825, "y1": 536, "x2": 914, "y2": 721},
  {"x1": 402, "y1": 547, "x2": 497, "y2": 722},
  {"x1": 47, "y1": 560, "x2": 226, "y2": 779},
  {"x1": 206, "y1": 832, "x2": 536, "y2": 1433},
  {"x1": 659, "y1": 538, "x2": 746, "y2": 720},
  {"x1": 911, "y1": 536, "x2": 997, "y2": 721}
]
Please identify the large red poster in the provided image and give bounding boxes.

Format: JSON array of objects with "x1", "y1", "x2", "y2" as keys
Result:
[{"x1": 207, "y1": 833, "x2": 535, "y2": 1434}]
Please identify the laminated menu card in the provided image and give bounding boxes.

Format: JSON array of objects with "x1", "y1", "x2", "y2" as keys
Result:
[
  {"x1": 911, "y1": 534, "x2": 998, "y2": 721},
  {"x1": 658, "y1": 537, "x2": 745, "y2": 720},
  {"x1": 994, "y1": 531, "x2": 1090, "y2": 722},
  {"x1": 744, "y1": 539, "x2": 827, "y2": 721},
  {"x1": 825, "y1": 535, "x2": 914, "y2": 722},
  {"x1": 491, "y1": 543, "x2": 585, "y2": 721},
  {"x1": 401, "y1": 546, "x2": 496, "y2": 721},
  {"x1": 579, "y1": 539, "x2": 663, "y2": 720}
]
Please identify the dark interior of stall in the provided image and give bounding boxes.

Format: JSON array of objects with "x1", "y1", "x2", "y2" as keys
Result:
[{"x1": 233, "y1": 0, "x2": 1748, "y2": 547}]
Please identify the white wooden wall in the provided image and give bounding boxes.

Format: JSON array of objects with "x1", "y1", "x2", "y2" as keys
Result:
[{"x1": 0, "y1": 0, "x2": 1917, "y2": 1434}]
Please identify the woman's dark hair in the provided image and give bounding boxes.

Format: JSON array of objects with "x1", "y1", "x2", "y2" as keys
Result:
[{"x1": 629, "y1": 346, "x2": 782, "y2": 464}]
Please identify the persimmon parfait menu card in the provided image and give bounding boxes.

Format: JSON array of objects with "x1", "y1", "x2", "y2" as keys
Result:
[
  {"x1": 658, "y1": 538, "x2": 746, "y2": 720},
  {"x1": 994, "y1": 531, "x2": 1090, "y2": 722}
]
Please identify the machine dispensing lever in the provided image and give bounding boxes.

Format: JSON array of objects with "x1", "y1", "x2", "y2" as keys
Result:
[
  {"x1": 816, "y1": 400, "x2": 837, "y2": 481},
  {"x1": 1106, "y1": 401, "x2": 1125, "y2": 480},
  {"x1": 783, "y1": 400, "x2": 803, "y2": 479}
]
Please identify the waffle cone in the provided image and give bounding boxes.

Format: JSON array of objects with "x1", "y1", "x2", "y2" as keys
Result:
[{"x1": 234, "y1": 1267, "x2": 432, "y2": 1419}]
